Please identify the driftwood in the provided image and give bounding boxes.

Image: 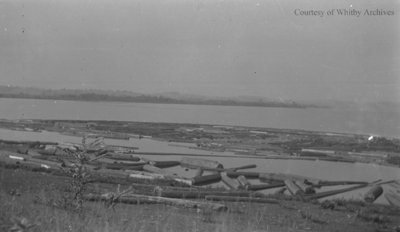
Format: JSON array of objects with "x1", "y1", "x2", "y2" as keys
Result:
[
  {"x1": 84, "y1": 193, "x2": 228, "y2": 211},
  {"x1": 205, "y1": 195, "x2": 279, "y2": 204}
]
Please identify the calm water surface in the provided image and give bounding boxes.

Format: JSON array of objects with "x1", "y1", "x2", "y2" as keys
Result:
[{"x1": 0, "y1": 98, "x2": 399, "y2": 137}]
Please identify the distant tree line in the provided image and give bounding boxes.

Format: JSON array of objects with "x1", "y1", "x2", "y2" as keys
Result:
[{"x1": 0, "y1": 90, "x2": 312, "y2": 108}]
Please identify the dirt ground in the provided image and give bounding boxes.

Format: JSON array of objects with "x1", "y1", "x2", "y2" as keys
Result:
[{"x1": 1, "y1": 167, "x2": 399, "y2": 232}]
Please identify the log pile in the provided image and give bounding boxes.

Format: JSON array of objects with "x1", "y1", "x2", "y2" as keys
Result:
[{"x1": 1, "y1": 139, "x2": 399, "y2": 211}]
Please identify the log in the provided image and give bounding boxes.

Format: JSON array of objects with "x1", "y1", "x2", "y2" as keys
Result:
[
  {"x1": 157, "y1": 190, "x2": 265, "y2": 199},
  {"x1": 319, "y1": 180, "x2": 369, "y2": 187},
  {"x1": 305, "y1": 184, "x2": 368, "y2": 200},
  {"x1": 228, "y1": 164, "x2": 257, "y2": 171},
  {"x1": 221, "y1": 172, "x2": 242, "y2": 190},
  {"x1": 0, "y1": 139, "x2": 57, "y2": 146},
  {"x1": 84, "y1": 193, "x2": 228, "y2": 211},
  {"x1": 180, "y1": 157, "x2": 223, "y2": 169},
  {"x1": 127, "y1": 171, "x2": 170, "y2": 181},
  {"x1": 295, "y1": 180, "x2": 315, "y2": 194},
  {"x1": 284, "y1": 179, "x2": 304, "y2": 196},
  {"x1": 142, "y1": 164, "x2": 177, "y2": 177},
  {"x1": 151, "y1": 161, "x2": 180, "y2": 168},
  {"x1": 259, "y1": 173, "x2": 321, "y2": 185},
  {"x1": 127, "y1": 169, "x2": 192, "y2": 186},
  {"x1": 363, "y1": 185, "x2": 383, "y2": 203},
  {"x1": 237, "y1": 175, "x2": 251, "y2": 189},
  {"x1": 247, "y1": 183, "x2": 286, "y2": 191},
  {"x1": 194, "y1": 168, "x2": 203, "y2": 177},
  {"x1": 205, "y1": 195, "x2": 279, "y2": 204},
  {"x1": 186, "y1": 164, "x2": 256, "y2": 173},
  {"x1": 226, "y1": 171, "x2": 260, "y2": 179},
  {"x1": 106, "y1": 153, "x2": 141, "y2": 162},
  {"x1": 100, "y1": 162, "x2": 146, "y2": 170},
  {"x1": 191, "y1": 173, "x2": 221, "y2": 186},
  {"x1": 274, "y1": 187, "x2": 287, "y2": 195}
]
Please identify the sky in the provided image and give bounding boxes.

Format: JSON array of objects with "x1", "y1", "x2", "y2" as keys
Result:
[{"x1": 0, "y1": 0, "x2": 399, "y2": 102}]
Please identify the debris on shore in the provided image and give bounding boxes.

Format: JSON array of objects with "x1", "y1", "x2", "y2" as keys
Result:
[{"x1": 1, "y1": 135, "x2": 399, "y2": 211}]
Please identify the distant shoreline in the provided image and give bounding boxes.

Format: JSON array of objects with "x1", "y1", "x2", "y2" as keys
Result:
[{"x1": 0, "y1": 89, "x2": 324, "y2": 109}]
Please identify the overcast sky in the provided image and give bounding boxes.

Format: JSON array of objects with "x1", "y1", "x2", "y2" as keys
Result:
[{"x1": 0, "y1": 0, "x2": 399, "y2": 102}]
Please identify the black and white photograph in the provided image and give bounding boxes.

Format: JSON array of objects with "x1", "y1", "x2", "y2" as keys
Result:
[{"x1": 0, "y1": 0, "x2": 399, "y2": 231}]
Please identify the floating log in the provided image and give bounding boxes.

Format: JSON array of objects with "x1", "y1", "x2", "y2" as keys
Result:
[
  {"x1": 295, "y1": 180, "x2": 315, "y2": 194},
  {"x1": 151, "y1": 161, "x2": 180, "y2": 168},
  {"x1": 247, "y1": 183, "x2": 286, "y2": 191},
  {"x1": 180, "y1": 157, "x2": 223, "y2": 169},
  {"x1": 305, "y1": 184, "x2": 368, "y2": 200},
  {"x1": 226, "y1": 171, "x2": 260, "y2": 179},
  {"x1": 237, "y1": 175, "x2": 251, "y2": 189},
  {"x1": 228, "y1": 164, "x2": 257, "y2": 171},
  {"x1": 192, "y1": 173, "x2": 221, "y2": 186},
  {"x1": 221, "y1": 172, "x2": 242, "y2": 190},
  {"x1": 364, "y1": 185, "x2": 383, "y2": 203},
  {"x1": 205, "y1": 195, "x2": 279, "y2": 204},
  {"x1": 284, "y1": 179, "x2": 304, "y2": 196},
  {"x1": 84, "y1": 193, "x2": 228, "y2": 212}
]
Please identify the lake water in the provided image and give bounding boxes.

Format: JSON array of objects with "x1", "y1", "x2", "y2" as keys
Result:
[
  {"x1": 0, "y1": 98, "x2": 399, "y2": 138},
  {"x1": 0, "y1": 98, "x2": 399, "y2": 203}
]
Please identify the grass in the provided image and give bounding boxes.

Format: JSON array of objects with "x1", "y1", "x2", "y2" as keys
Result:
[{"x1": 1, "y1": 166, "x2": 400, "y2": 232}]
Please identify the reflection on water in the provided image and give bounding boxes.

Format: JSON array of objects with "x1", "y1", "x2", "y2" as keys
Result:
[{"x1": 0, "y1": 128, "x2": 399, "y2": 204}]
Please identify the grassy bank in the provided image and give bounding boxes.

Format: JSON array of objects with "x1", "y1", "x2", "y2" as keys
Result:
[{"x1": 1, "y1": 167, "x2": 399, "y2": 232}]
